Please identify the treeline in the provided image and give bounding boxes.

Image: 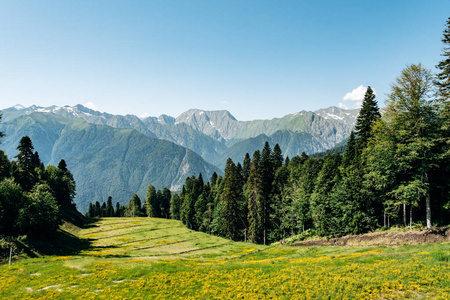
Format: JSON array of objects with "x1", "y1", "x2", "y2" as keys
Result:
[
  {"x1": 168, "y1": 20, "x2": 450, "y2": 244},
  {"x1": 172, "y1": 63, "x2": 450, "y2": 244},
  {"x1": 86, "y1": 186, "x2": 172, "y2": 219},
  {"x1": 88, "y1": 18, "x2": 450, "y2": 245},
  {"x1": 0, "y1": 134, "x2": 76, "y2": 239}
]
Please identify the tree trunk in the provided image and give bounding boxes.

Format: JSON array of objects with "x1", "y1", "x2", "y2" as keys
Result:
[
  {"x1": 424, "y1": 172, "x2": 432, "y2": 229},
  {"x1": 409, "y1": 205, "x2": 413, "y2": 230},
  {"x1": 403, "y1": 203, "x2": 407, "y2": 227}
]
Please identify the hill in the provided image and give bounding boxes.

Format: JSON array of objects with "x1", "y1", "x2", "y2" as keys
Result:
[
  {"x1": 1, "y1": 217, "x2": 449, "y2": 299},
  {"x1": 0, "y1": 113, "x2": 220, "y2": 212}
]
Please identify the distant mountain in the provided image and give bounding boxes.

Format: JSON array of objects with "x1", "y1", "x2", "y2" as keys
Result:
[
  {"x1": 0, "y1": 113, "x2": 220, "y2": 212},
  {"x1": 2, "y1": 104, "x2": 359, "y2": 168}
]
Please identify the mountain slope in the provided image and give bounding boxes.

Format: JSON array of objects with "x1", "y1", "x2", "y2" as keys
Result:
[
  {"x1": 2, "y1": 104, "x2": 359, "y2": 168},
  {"x1": 0, "y1": 113, "x2": 220, "y2": 212}
]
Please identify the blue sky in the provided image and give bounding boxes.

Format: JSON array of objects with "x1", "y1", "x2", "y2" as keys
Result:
[{"x1": 0, "y1": 1, "x2": 449, "y2": 120}]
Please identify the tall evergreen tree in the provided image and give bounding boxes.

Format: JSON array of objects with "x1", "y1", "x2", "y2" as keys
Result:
[
  {"x1": 145, "y1": 184, "x2": 159, "y2": 217},
  {"x1": 106, "y1": 196, "x2": 114, "y2": 217},
  {"x1": 13, "y1": 136, "x2": 40, "y2": 191},
  {"x1": 0, "y1": 150, "x2": 10, "y2": 181},
  {"x1": 160, "y1": 187, "x2": 171, "y2": 218},
  {"x1": 260, "y1": 141, "x2": 274, "y2": 244},
  {"x1": 342, "y1": 131, "x2": 356, "y2": 168},
  {"x1": 242, "y1": 153, "x2": 251, "y2": 182},
  {"x1": 310, "y1": 154, "x2": 342, "y2": 236},
  {"x1": 354, "y1": 86, "x2": 381, "y2": 146},
  {"x1": 271, "y1": 143, "x2": 284, "y2": 170},
  {"x1": 436, "y1": 17, "x2": 450, "y2": 100},
  {"x1": 247, "y1": 150, "x2": 263, "y2": 244},
  {"x1": 216, "y1": 158, "x2": 243, "y2": 240},
  {"x1": 170, "y1": 194, "x2": 181, "y2": 220},
  {"x1": 126, "y1": 193, "x2": 143, "y2": 217}
]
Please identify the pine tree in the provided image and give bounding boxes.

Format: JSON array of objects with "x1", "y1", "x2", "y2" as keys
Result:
[
  {"x1": 242, "y1": 153, "x2": 251, "y2": 182},
  {"x1": 342, "y1": 131, "x2": 356, "y2": 168},
  {"x1": 106, "y1": 196, "x2": 114, "y2": 217},
  {"x1": 170, "y1": 194, "x2": 181, "y2": 220},
  {"x1": 354, "y1": 86, "x2": 381, "y2": 146},
  {"x1": 94, "y1": 201, "x2": 101, "y2": 217},
  {"x1": 271, "y1": 143, "x2": 284, "y2": 170},
  {"x1": 145, "y1": 184, "x2": 159, "y2": 217},
  {"x1": 247, "y1": 150, "x2": 263, "y2": 244},
  {"x1": 217, "y1": 158, "x2": 243, "y2": 240},
  {"x1": 87, "y1": 203, "x2": 94, "y2": 218},
  {"x1": 310, "y1": 154, "x2": 342, "y2": 236},
  {"x1": 13, "y1": 136, "x2": 40, "y2": 191},
  {"x1": 126, "y1": 193, "x2": 142, "y2": 217},
  {"x1": 160, "y1": 187, "x2": 171, "y2": 218},
  {"x1": 260, "y1": 141, "x2": 274, "y2": 244},
  {"x1": 115, "y1": 202, "x2": 122, "y2": 217},
  {"x1": 436, "y1": 17, "x2": 450, "y2": 100},
  {"x1": 0, "y1": 150, "x2": 11, "y2": 181}
]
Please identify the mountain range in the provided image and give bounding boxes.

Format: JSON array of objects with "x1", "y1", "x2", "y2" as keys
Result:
[{"x1": 0, "y1": 104, "x2": 358, "y2": 211}]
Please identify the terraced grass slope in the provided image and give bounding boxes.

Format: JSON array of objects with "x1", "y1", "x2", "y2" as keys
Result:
[{"x1": 1, "y1": 218, "x2": 450, "y2": 299}]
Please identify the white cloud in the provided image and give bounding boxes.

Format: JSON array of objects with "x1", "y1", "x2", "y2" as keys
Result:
[
  {"x1": 221, "y1": 101, "x2": 229, "y2": 105},
  {"x1": 343, "y1": 85, "x2": 367, "y2": 101},
  {"x1": 338, "y1": 102, "x2": 348, "y2": 109},
  {"x1": 84, "y1": 101, "x2": 98, "y2": 111},
  {"x1": 140, "y1": 112, "x2": 150, "y2": 119}
]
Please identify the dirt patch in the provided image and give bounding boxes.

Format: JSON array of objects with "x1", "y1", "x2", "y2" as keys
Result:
[{"x1": 291, "y1": 228, "x2": 450, "y2": 247}]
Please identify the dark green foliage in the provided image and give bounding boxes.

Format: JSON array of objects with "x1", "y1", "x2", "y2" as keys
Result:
[
  {"x1": 0, "y1": 150, "x2": 10, "y2": 181},
  {"x1": 247, "y1": 150, "x2": 263, "y2": 243},
  {"x1": 0, "y1": 134, "x2": 77, "y2": 238},
  {"x1": 271, "y1": 143, "x2": 284, "y2": 170},
  {"x1": 125, "y1": 193, "x2": 143, "y2": 217},
  {"x1": 170, "y1": 194, "x2": 181, "y2": 220},
  {"x1": 310, "y1": 154, "x2": 342, "y2": 236},
  {"x1": 160, "y1": 187, "x2": 171, "y2": 219},
  {"x1": 17, "y1": 184, "x2": 60, "y2": 238},
  {"x1": 145, "y1": 184, "x2": 159, "y2": 217},
  {"x1": 355, "y1": 86, "x2": 380, "y2": 145},
  {"x1": 242, "y1": 153, "x2": 251, "y2": 182},
  {"x1": 13, "y1": 136, "x2": 40, "y2": 192},
  {"x1": 215, "y1": 158, "x2": 243, "y2": 240},
  {"x1": 342, "y1": 131, "x2": 356, "y2": 168},
  {"x1": 106, "y1": 196, "x2": 114, "y2": 217},
  {"x1": 436, "y1": 17, "x2": 450, "y2": 100},
  {"x1": 0, "y1": 179, "x2": 26, "y2": 235}
]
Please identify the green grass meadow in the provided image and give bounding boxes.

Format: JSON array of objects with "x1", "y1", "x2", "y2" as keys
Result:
[{"x1": 1, "y1": 217, "x2": 450, "y2": 299}]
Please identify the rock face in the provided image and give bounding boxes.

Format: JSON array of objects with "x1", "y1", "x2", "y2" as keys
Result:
[{"x1": 3, "y1": 104, "x2": 359, "y2": 167}]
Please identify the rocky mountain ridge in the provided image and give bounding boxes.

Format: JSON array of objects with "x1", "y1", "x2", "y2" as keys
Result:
[{"x1": 2, "y1": 104, "x2": 359, "y2": 168}]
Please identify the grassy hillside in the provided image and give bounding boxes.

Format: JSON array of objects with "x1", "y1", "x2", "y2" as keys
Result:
[{"x1": 1, "y1": 217, "x2": 449, "y2": 299}]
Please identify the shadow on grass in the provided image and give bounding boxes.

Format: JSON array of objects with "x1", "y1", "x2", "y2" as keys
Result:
[{"x1": 25, "y1": 229, "x2": 93, "y2": 257}]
